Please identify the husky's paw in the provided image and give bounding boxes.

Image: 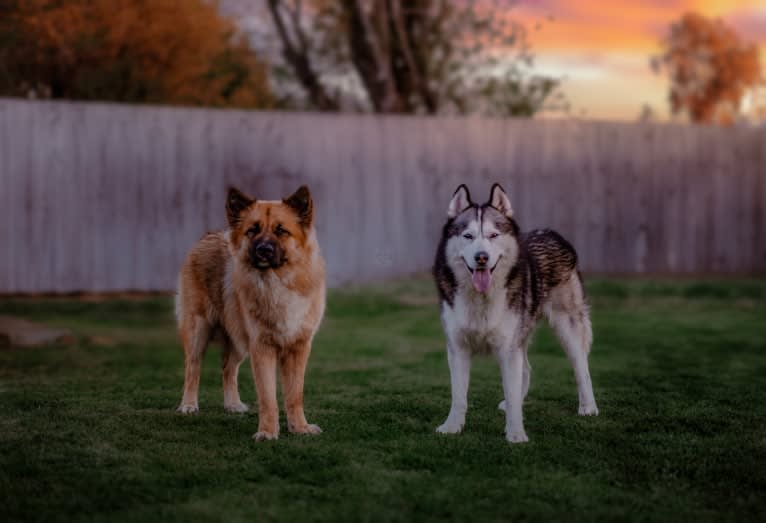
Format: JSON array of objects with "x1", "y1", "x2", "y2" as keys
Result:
[
  {"x1": 436, "y1": 421, "x2": 464, "y2": 434},
  {"x1": 177, "y1": 403, "x2": 199, "y2": 414},
  {"x1": 290, "y1": 423, "x2": 322, "y2": 435},
  {"x1": 253, "y1": 431, "x2": 279, "y2": 442},
  {"x1": 578, "y1": 403, "x2": 599, "y2": 416},
  {"x1": 498, "y1": 400, "x2": 506, "y2": 412},
  {"x1": 224, "y1": 401, "x2": 249, "y2": 414},
  {"x1": 505, "y1": 429, "x2": 529, "y2": 444}
]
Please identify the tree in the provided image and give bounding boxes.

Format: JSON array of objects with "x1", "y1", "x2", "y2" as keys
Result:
[
  {"x1": 0, "y1": 0, "x2": 274, "y2": 108},
  {"x1": 262, "y1": 0, "x2": 564, "y2": 116},
  {"x1": 652, "y1": 12, "x2": 761, "y2": 124}
]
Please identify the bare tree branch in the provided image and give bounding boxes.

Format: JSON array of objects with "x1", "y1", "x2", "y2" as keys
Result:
[
  {"x1": 266, "y1": 0, "x2": 338, "y2": 110},
  {"x1": 259, "y1": 0, "x2": 562, "y2": 116},
  {"x1": 342, "y1": 0, "x2": 400, "y2": 112},
  {"x1": 389, "y1": 0, "x2": 437, "y2": 113}
]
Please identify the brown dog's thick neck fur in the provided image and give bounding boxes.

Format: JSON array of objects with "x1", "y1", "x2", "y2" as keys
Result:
[{"x1": 176, "y1": 186, "x2": 325, "y2": 442}]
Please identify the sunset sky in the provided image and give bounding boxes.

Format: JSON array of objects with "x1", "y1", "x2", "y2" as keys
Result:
[
  {"x1": 510, "y1": 0, "x2": 766, "y2": 120},
  {"x1": 228, "y1": 0, "x2": 766, "y2": 121}
]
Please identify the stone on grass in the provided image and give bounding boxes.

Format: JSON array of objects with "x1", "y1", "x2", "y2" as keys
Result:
[{"x1": 0, "y1": 316, "x2": 75, "y2": 348}]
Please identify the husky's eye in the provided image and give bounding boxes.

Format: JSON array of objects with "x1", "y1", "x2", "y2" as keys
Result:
[
  {"x1": 463, "y1": 233, "x2": 474, "y2": 240},
  {"x1": 246, "y1": 223, "x2": 261, "y2": 237},
  {"x1": 274, "y1": 224, "x2": 289, "y2": 237},
  {"x1": 488, "y1": 232, "x2": 499, "y2": 239}
]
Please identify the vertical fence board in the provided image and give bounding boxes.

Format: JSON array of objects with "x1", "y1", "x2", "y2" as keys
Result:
[{"x1": 0, "y1": 101, "x2": 10, "y2": 290}]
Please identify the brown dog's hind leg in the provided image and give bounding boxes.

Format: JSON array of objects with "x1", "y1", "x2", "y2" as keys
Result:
[
  {"x1": 177, "y1": 316, "x2": 210, "y2": 414},
  {"x1": 280, "y1": 342, "x2": 322, "y2": 435},
  {"x1": 222, "y1": 336, "x2": 249, "y2": 413}
]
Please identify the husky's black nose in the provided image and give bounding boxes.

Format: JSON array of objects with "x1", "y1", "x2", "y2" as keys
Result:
[
  {"x1": 254, "y1": 242, "x2": 276, "y2": 260},
  {"x1": 474, "y1": 251, "x2": 489, "y2": 266}
]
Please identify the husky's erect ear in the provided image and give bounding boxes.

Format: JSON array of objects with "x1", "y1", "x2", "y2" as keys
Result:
[
  {"x1": 489, "y1": 183, "x2": 513, "y2": 218},
  {"x1": 283, "y1": 185, "x2": 313, "y2": 227},
  {"x1": 447, "y1": 184, "x2": 473, "y2": 218},
  {"x1": 226, "y1": 187, "x2": 255, "y2": 227}
]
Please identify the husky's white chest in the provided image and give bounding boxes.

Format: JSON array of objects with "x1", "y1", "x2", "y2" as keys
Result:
[{"x1": 442, "y1": 288, "x2": 520, "y2": 355}]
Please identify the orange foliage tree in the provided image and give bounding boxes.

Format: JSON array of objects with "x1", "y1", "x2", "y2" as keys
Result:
[
  {"x1": 652, "y1": 12, "x2": 761, "y2": 124},
  {"x1": 0, "y1": 0, "x2": 273, "y2": 108}
]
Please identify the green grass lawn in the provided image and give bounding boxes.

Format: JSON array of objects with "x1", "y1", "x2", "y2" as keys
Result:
[{"x1": 1, "y1": 278, "x2": 765, "y2": 522}]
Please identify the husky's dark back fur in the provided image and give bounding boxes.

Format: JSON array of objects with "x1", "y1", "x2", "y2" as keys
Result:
[{"x1": 506, "y1": 229, "x2": 579, "y2": 317}]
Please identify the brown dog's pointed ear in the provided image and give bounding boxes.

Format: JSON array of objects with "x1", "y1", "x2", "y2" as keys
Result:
[
  {"x1": 447, "y1": 184, "x2": 473, "y2": 218},
  {"x1": 283, "y1": 185, "x2": 313, "y2": 227},
  {"x1": 226, "y1": 187, "x2": 254, "y2": 227},
  {"x1": 489, "y1": 183, "x2": 513, "y2": 218}
]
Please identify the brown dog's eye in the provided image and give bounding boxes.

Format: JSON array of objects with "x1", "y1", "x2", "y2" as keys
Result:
[
  {"x1": 274, "y1": 224, "x2": 289, "y2": 237},
  {"x1": 246, "y1": 223, "x2": 261, "y2": 237}
]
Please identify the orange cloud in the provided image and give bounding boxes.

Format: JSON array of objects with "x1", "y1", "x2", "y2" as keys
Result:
[{"x1": 515, "y1": 0, "x2": 765, "y2": 51}]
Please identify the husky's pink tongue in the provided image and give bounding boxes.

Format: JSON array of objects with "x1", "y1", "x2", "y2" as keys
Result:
[{"x1": 472, "y1": 269, "x2": 491, "y2": 293}]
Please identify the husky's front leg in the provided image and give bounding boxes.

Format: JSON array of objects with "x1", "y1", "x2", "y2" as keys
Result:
[
  {"x1": 498, "y1": 348, "x2": 528, "y2": 443},
  {"x1": 436, "y1": 344, "x2": 471, "y2": 434}
]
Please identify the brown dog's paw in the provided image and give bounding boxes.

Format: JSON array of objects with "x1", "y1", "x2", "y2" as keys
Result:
[
  {"x1": 290, "y1": 423, "x2": 322, "y2": 435},
  {"x1": 253, "y1": 431, "x2": 279, "y2": 442},
  {"x1": 177, "y1": 403, "x2": 199, "y2": 414}
]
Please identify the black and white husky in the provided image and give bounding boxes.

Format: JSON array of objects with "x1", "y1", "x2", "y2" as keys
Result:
[{"x1": 433, "y1": 183, "x2": 598, "y2": 444}]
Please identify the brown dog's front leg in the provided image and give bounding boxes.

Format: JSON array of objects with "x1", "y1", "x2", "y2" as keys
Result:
[
  {"x1": 250, "y1": 345, "x2": 280, "y2": 441},
  {"x1": 280, "y1": 341, "x2": 321, "y2": 435}
]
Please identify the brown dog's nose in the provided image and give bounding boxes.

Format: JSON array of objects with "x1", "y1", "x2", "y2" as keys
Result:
[
  {"x1": 474, "y1": 251, "x2": 489, "y2": 266},
  {"x1": 255, "y1": 242, "x2": 275, "y2": 260}
]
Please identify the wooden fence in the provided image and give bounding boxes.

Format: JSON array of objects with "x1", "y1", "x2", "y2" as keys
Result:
[{"x1": 0, "y1": 98, "x2": 764, "y2": 293}]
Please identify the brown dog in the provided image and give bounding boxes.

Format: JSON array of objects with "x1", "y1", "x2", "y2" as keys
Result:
[{"x1": 175, "y1": 185, "x2": 326, "y2": 442}]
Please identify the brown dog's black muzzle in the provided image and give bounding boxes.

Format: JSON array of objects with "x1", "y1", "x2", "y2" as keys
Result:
[{"x1": 249, "y1": 240, "x2": 286, "y2": 270}]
